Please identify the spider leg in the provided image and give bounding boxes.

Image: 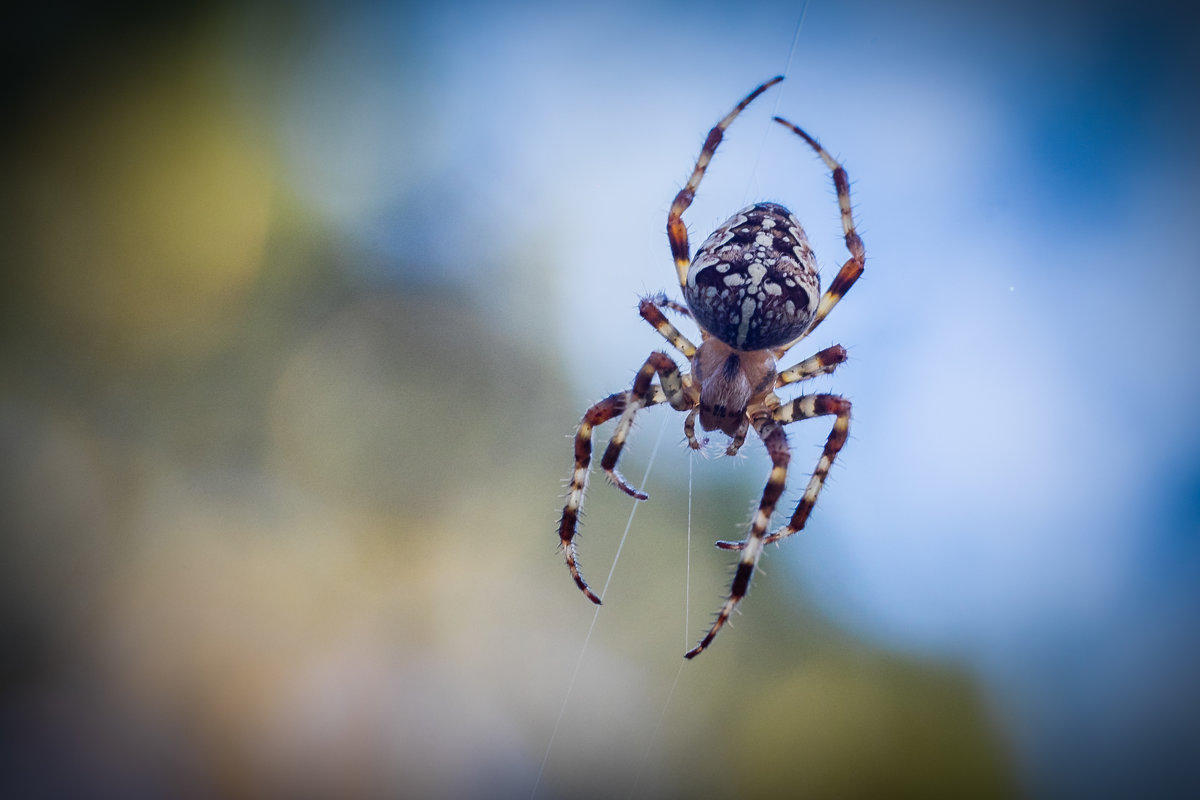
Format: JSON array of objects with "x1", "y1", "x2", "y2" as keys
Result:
[
  {"x1": 668, "y1": 76, "x2": 784, "y2": 290},
  {"x1": 723, "y1": 345, "x2": 825, "y2": 457},
  {"x1": 712, "y1": 344, "x2": 843, "y2": 486},
  {"x1": 559, "y1": 385, "x2": 670, "y2": 604},
  {"x1": 602, "y1": 352, "x2": 695, "y2": 497},
  {"x1": 716, "y1": 393, "x2": 851, "y2": 551},
  {"x1": 778, "y1": 344, "x2": 847, "y2": 386},
  {"x1": 639, "y1": 295, "x2": 697, "y2": 358},
  {"x1": 725, "y1": 414, "x2": 751, "y2": 456},
  {"x1": 771, "y1": 118, "x2": 866, "y2": 350},
  {"x1": 646, "y1": 291, "x2": 693, "y2": 320},
  {"x1": 685, "y1": 417, "x2": 789, "y2": 659},
  {"x1": 683, "y1": 408, "x2": 706, "y2": 450}
]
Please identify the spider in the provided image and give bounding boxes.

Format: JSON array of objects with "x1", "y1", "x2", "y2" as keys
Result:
[{"x1": 558, "y1": 76, "x2": 865, "y2": 659}]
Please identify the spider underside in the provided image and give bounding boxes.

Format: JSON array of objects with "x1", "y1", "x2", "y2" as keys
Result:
[{"x1": 558, "y1": 76, "x2": 866, "y2": 659}]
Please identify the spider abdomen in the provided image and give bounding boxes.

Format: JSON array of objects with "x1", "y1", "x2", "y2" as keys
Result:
[{"x1": 684, "y1": 202, "x2": 820, "y2": 351}]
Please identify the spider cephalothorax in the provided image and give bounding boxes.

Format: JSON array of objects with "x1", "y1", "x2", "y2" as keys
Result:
[
  {"x1": 558, "y1": 77, "x2": 866, "y2": 659},
  {"x1": 685, "y1": 336, "x2": 771, "y2": 441}
]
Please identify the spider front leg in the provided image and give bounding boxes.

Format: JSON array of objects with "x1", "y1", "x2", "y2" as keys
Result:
[
  {"x1": 686, "y1": 418, "x2": 789, "y2": 659},
  {"x1": 668, "y1": 76, "x2": 783, "y2": 290},
  {"x1": 716, "y1": 393, "x2": 852, "y2": 551},
  {"x1": 772, "y1": 118, "x2": 866, "y2": 341}
]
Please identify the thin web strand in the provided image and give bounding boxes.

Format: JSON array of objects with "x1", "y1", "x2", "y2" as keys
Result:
[
  {"x1": 598, "y1": 413, "x2": 669, "y2": 600},
  {"x1": 531, "y1": 413, "x2": 670, "y2": 799},
  {"x1": 629, "y1": 661, "x2": 686, "y2": 797},
  {"x1": 629, "y1": 10, "x2": 811, "y2": 792},
  {"x1": 686, "y1": 452, "x2": 692, "y2": 645},
  {"x1": 743, "y1": 0, "x2": 810, "y2": 206},
  {"x1": 627, "y1": 451, "x2": 695, "y2": 797},
  {"x1": 541, "y1": 11, "x2": 809, "y2": 788}
]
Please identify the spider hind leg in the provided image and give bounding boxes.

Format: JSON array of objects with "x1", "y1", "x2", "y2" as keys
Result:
[
  {"x1": 715, "y1": 394, "x2": 851, "y2": 551},
  {"x1": 686, "y1": 418, "x2": 790, "y2": 659},
  {"x1": 689, "y1": 393, "x2": 851, "y2": 656}
]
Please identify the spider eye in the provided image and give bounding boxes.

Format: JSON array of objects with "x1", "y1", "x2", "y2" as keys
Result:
[{"x1": 685, "y1": 202, "x2": 819, "y2": 351}]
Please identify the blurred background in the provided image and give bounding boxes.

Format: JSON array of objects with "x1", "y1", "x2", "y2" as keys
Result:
[{"x1": 2, "y1": 0, "x2": 1198, "y2": 797}]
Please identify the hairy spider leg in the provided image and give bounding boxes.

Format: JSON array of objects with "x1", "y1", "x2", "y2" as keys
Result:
[
  {"x1": 559, "y1": 295, "x2": 701, "y2": 605},
  {"x1": 560, "y1": 387, "x2": 667, "y2": 604},
  {"x1": 601, "y1": 352, "x2": 695, "y2": 498},
  {"x1": 560, "y1": 352, "x2": 695, "y2": 604},
  {"x1": 559, "y1": 78, "x2": 867, "y2": 660},
  {"x1": 771, "y1": 118, "x2": 866, "y2": 353},
  {"x1": 689, "y1": 394, "x2": 851, "y2": 655},
  {"x1": 683, "y1": 408, "x2": 703, "y2": 450},
  {"x1": 724, "y1": 415, "x2": 752, "y2": 456},
  {"x1": 639, "y1": 295, "x2": 697, "y2": 359},
  {"x1": 777, "y1": 344, "x2": 848, "y2": 386},
  {"x1": 716, "y1": 394, "x2": 851, "y2": 552},
  {"x1": 685, "y1": 417, "x2": 790, "y2": 659},
  {"x1": 667, "y1": 76, "x2": 784, "y2": 290},
  {"x1": 645, "y1": 291, "x2": 694, "y2": 321},
  {"x1": 707, "y1": 346, "x2": 847, "y2": 548}
]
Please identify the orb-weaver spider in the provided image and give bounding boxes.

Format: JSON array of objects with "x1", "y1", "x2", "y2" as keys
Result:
[{"x1": 558, "y1": 76, "x2": 865, "y2": 659}]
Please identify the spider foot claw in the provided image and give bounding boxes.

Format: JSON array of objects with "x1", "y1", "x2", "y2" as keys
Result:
[{"x1": 606, "y1": 469, "x2": 648, "y2": 500}]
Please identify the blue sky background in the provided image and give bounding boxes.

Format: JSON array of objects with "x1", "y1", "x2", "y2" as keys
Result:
[
  {"x1": 3, "y1": 0, "x2": 1198, "y2": 797},
  {"x1": 264, "y1": 0, "x2": 1200, "y2": 787}
]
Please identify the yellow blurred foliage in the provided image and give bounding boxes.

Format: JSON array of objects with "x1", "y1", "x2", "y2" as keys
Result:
[{"x1": 17, "y1": 37, "x2": 272, "y2": 363}]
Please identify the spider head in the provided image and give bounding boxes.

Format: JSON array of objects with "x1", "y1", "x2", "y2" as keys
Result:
[{"x1": 692, "y1": 338, "x2": 776, "y2": 436}]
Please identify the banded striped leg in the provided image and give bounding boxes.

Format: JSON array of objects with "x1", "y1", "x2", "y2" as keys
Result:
[
  {"x1": 645, "y1": 291, "x2": 693, "y2": 320},
  {"x1": 639, "y1": 295, "x2": 697, "y2": 358},
  {"x1": 725, "y1": 414, "x2": 751, "y2": 456},
  {"x1": 668, "y1": 76, "x2": 784, "y2": 289},
  {"x1": 559, "y1": 385, "x2": 669, "y2": 604},
  {"x1": 683, "y1": 408, "x2": 703, "y2": 450},
  {"x1": 685, "y1": 419, "x2": 789, "y2": 659},
  {"x1": 602, "y1": 352, "x2": 695, "y2": 498},
  {"x1": 772, "y1": 118, "x2": 866, "y2": 341},
  {"x1": 716, "y1": 394, "x2": 852, "y2": 551},
  {"x1": 778, "y1": 344, "x2": 848, "y2": 385}
]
